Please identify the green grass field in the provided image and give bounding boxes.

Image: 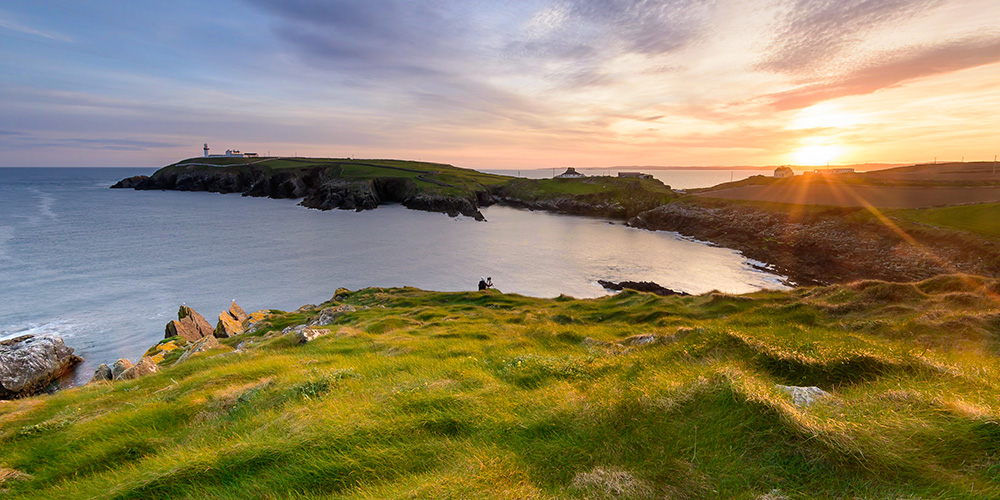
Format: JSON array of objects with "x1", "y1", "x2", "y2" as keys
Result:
[
  {"x1": 3, "y1": 276, "x2": 1000, "y2": 499},
  {"x1": 893, "y1": 203, "x2": 1000, "y2": 239}
]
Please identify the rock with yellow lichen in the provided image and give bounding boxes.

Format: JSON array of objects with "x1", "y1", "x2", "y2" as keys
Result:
[
  {"x1": 243, "y1": 310, "x2": 272, "y2": 334},
  {"x1": 214, "y1": 302, "x2": 248, "y2": 338},
  {"x1": 165, "y1": 305, "x2": 214, "y2": 341}
]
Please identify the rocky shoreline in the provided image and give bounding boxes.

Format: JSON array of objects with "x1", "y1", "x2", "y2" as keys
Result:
[{"x1": 627, "y1": 202, "x2": 1000, "y2": 285}]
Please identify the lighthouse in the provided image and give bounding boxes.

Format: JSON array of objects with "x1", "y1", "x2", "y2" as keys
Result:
[{"x1": 203, "y1": 143, "x2": 210, "y2": 157}]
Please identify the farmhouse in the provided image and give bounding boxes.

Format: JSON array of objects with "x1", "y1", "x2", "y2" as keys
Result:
[
  {"x1": 555, "y1": 167, "x2": 585, "y2": 178},
  {"x1": 774, "y1": 166, "x2": 794, "y2": 178}
]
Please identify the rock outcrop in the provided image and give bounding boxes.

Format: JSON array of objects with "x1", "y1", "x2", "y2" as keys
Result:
[
  {"x1": 110, "y1": 175, "x2": 149, "y2": 189},
  {"x1": 165, "y1": 305, "x2": 214, "y2": 341},
  {"x1": 309, "y1": 304, "x2": 357, "y2": 326},
  {"x1": 117, "y1": 357, "x2": 158, "y2": 381},
  {"x1": 298, "y1": 328, "x2": 330, "y2": 344},
  {"x1": 89, "y1": 363, "x2": 112, "y2": 383},
  {"x1": 597, "y1": 280, "x2": 689, "y2": 296},
  {"x1": 111, "y1": 359, "x2": 133, "y2": 379},
  {"x1": 215, "y1": 302, "x2": 248, "y2": 338},
  {"x1": 176, "y1": 335, "x2": 221, "y2": 364},
  {"x1": 0, "y1": 335, "x2": 82, "y2": 399},
  {"x1": 244, "y1": 310, "x2": 271, "y2": 334}
]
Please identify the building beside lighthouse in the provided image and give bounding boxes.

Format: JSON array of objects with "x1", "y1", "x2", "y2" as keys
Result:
[{"x1": 203, "y1": 143, "x2": 258, "y2": 158}]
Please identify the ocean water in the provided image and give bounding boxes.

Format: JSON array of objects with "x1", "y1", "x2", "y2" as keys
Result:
[{"x1": 0, "y1": 167, "x2": 787, "y2": 386}]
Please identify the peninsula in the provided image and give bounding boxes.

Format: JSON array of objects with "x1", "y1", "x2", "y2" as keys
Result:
[{"x1": 114, "y1": 158, "x2": 1000, "y2": 287}]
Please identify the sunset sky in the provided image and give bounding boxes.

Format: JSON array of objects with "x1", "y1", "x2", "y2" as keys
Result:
[{"x1": 3, "y1": 0, "x2": 1000, "y2": 169}]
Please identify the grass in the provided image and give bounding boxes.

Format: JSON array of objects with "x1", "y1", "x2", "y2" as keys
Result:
[
  {"x1": 2, "y1": 277, "x2": 1000, "y2": 498},
  {"x1": 162, "y1": 157, "x2": 512, "y2": 199},
  {"x1": 893, "y1": 203, "x2": 1000, "y2": 239}
]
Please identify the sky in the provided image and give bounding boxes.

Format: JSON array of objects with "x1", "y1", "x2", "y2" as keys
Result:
[{"x1": 2, "y1": 0, "x2": 1000, "y2": 169}]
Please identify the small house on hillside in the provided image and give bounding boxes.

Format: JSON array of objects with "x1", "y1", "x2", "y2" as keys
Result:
[
  {"x1": 774, "y1": 166, "x2": 794, "y2": 178},
  {"x1": 619, "y1": 172, "x2": 653, "y2": 180},
  {"x1": 555, "y1": 167, "x2": 585, "y2": 178}
]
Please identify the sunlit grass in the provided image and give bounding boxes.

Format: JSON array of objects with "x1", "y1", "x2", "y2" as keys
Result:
[{"x1": 2, "y1": 279, "x2": 1000, "y2": 498}]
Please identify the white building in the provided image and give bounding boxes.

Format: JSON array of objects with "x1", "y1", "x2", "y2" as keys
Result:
[
  {"x1": 774, "y1": 166, "x2": 794, "y2": 178},
  {"x1": 555, "y1": 167, "x2": 585, "y2": 178},
  {"x1": 203, "y1": 144, "x2": 259, "y2": 158}
]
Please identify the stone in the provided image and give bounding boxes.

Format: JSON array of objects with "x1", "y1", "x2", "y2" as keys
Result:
[
  {"x1": 243, "y1": 310, "x2": 270, "y2": 333},
  {"x1": 776, "y1": 385, "x2": 830, "y2": 407},
  {"x1": 117, "y1": 357, "x2": 158, "y2": 381},
  {"x1": 0, "y1": 335, "x2": 82, "y2": 398},
  {"x1": 165, "y1": 305, "x2": 214, "y2": 341},
  {"x1": 176, "y1": 335, "x2": 222, "y2": 364},
  {"x1": 298, "y1": 328, "x2": 331, "y2": 344},
  {"x1": 111, "y1": 359, "x2": 133, "y2": 379},
  {"x1": 214, "y1": 301, "x2": 248, "y2": 338},
  {"x1": 89, "y1": 363, "x2": 112, "y2": 383},
  {"x1": 309, "y1": 304, "x2": 357, "y2": 326},
  {"x1": 622, "y1": 334, "x2": 659, "y2": 346}
]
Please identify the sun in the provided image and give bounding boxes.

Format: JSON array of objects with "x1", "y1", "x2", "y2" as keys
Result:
[{"x1": 794, "y1": 144, "x2": 842, "y2": 166}]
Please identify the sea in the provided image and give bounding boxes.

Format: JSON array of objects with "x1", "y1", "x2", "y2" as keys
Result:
[{"x1": 0, "y1": 167, "x2": 785, "y2": 386}]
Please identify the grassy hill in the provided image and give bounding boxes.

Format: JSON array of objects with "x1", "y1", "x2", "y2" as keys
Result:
[
  {"x1": 2, "y1": 277, "x2": 1000, "y2": 499},
  {"x1": 162, "y1": 157, "x2": 514, "y2": 199}
]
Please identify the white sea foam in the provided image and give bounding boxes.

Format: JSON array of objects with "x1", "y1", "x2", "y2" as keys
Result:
[{"x1": 28, "y1": 187, "x2": 58, "y2": 220}]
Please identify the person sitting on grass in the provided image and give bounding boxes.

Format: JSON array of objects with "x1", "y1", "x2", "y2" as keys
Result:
[{"x1": 478, "y1": 277, "x2": 494, "y2": 291}]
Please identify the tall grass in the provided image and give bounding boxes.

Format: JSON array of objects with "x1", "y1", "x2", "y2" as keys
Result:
[{"x1": 1, "y1": 278, "x2": 999, "y2": 498}]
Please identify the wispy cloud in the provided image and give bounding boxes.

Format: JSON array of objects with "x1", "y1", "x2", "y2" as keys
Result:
[
  {"x1": 767, "y1": 34, "x2": 1000, "y2": 109},
  {"x1": 0, "y1": 13, "x2": 72, "y2": 42},
  {"x1": 757, "y1": 0, "x2": 945, "y2": 73}
]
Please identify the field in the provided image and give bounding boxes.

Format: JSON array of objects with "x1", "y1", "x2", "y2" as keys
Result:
[
  {"x1": 2, "y1": 278, "x2": 1000, "y2": 499},
  {"x1": 696, "y1": 175, "x2": 1000, "y2": 208},
  {"x1": 893, "y1": 203, "x2": 1000, "y2": 239}
]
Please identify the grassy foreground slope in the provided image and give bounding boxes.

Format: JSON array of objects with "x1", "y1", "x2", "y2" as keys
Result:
[{"x1": 3, "y1": 278, "x2": 1000, "y2": 499}]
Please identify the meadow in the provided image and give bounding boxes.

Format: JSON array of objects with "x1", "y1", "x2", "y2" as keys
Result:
[{"x1": 2, "y1": 276, "x2": 999, "y2": 499}]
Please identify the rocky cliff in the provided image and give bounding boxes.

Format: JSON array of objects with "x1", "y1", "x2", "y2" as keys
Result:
[
  {"x1": 113, "y1": 165, "x2": 489, "y2": 220},
  {"x1": 628, "y1": 202, "x2": 1000, "y2": 285}
]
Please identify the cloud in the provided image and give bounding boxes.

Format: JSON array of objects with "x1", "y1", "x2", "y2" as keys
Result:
[
  {"x1": 0, "y1": 14, "x2": 72, "y2": 42},
  {"x1": 766, "y1": 35, "x2": 1000, "y2": 109},
  {"x1": 758, "y1": 0, "x2": 944, "y2": 73}
]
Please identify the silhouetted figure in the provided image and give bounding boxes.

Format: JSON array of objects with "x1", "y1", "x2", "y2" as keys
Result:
[{"x1": 478, "y1": 277, "x2": 494, "y2": 291}]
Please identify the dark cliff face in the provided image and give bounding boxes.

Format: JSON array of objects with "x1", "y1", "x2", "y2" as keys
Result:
[{"x1": 112, "y1": 165, "x2": 487, "y2": 220}]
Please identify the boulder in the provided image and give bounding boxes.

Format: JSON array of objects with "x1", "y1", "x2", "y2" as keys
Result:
[
  {"x1": 776, "y1": 385, "x2": 830, "y2": 407},
  {"x1": 309, "y1": 304, "x2": 357, "y2": 326},
  {"x1": 176, "y1": 335, "x2": 221, "y2": 364},
  {"x1": 0, "y1": 335, "x2": 82, "y2": 398},
  {"x1": 165, "y1": 305, "x2": 214, "y2": 341},
  {"x1": 89, "y1": 363, "x2": 112, "y2": 383},
  {"x1": 111, "y1": 358, "x2": 133, "y2": 379},
  {"x1": 299, "y1": 328, "x2": 331, "y2": 344},
  {"x1": 214, "y1": 301, "x2": 248, "y2": 338},
  {"x1": 243, "y1": 310, "x2": 271, "y2": 333},
  {"x1": 117, "y1": 357, "x2": 158, "y2": 381}
]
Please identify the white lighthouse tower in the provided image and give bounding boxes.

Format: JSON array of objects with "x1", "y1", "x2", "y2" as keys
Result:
[{"x1": 203, "y1": 143, "x2": 210, "y2": 157}]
